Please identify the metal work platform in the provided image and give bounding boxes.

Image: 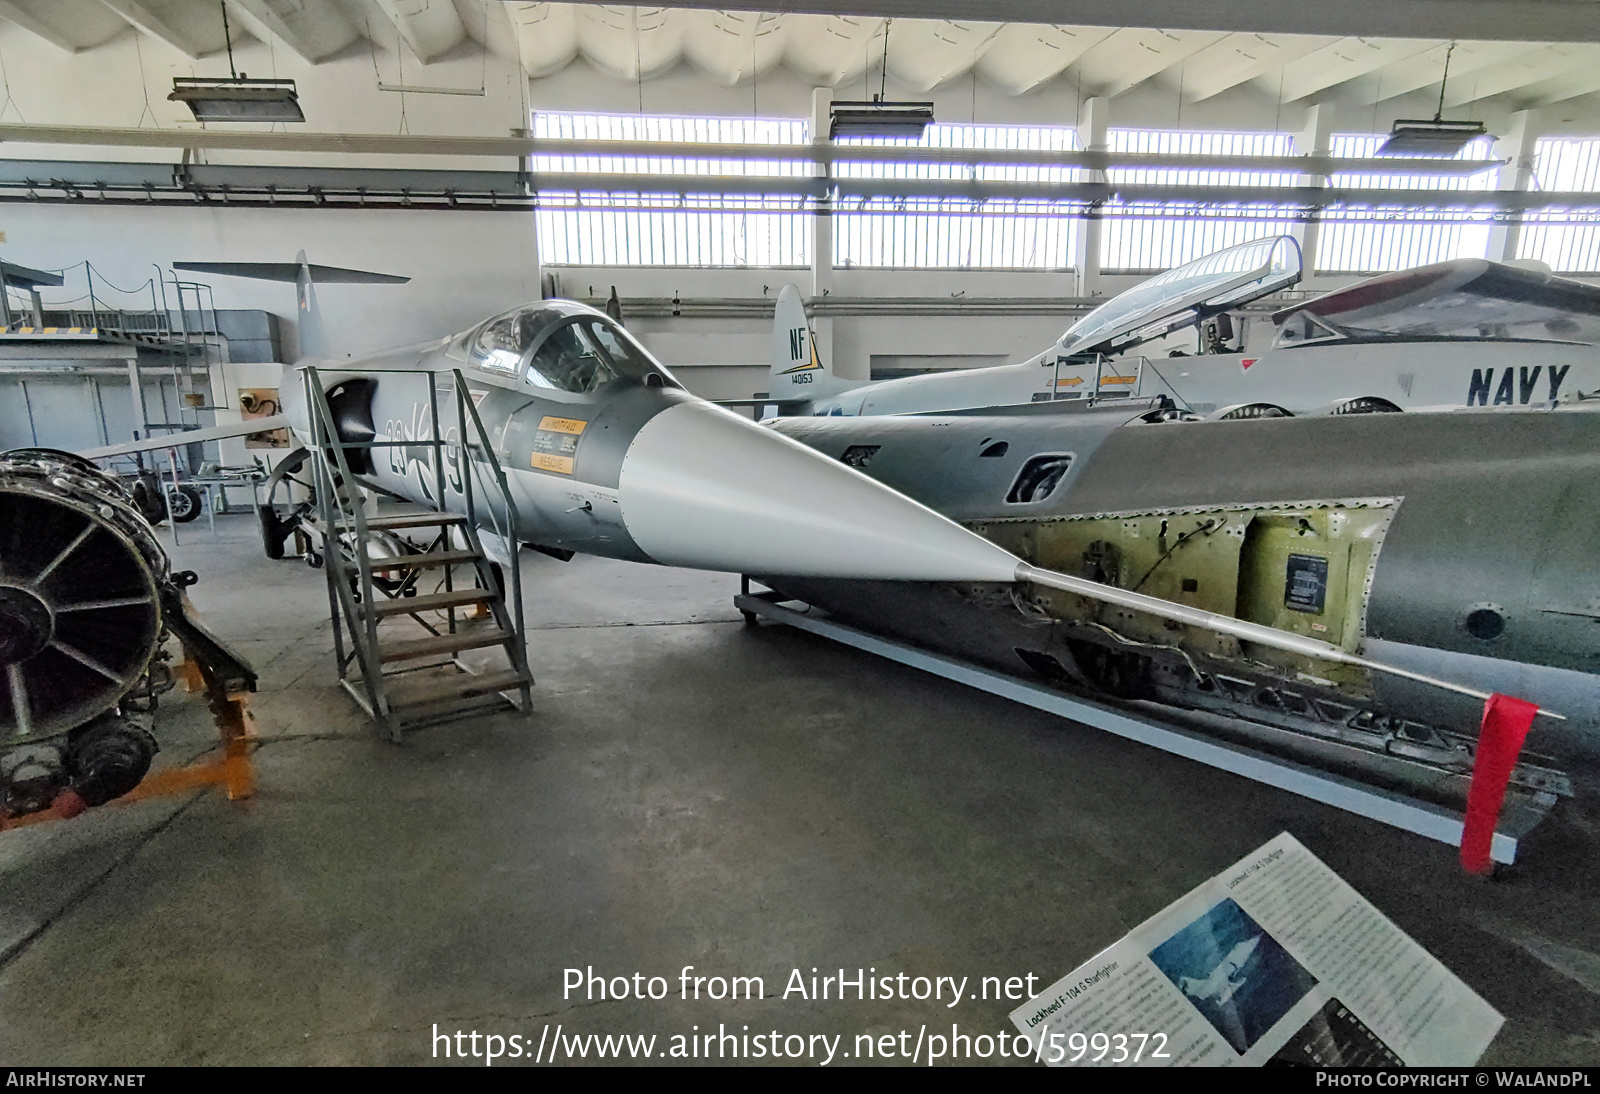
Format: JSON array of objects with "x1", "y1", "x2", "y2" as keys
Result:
[
  {"x1": 734, "y1": 585, "x2": 1554, "y2": 866},
  {"x1": 0, "y1": 326, "x2": 205, "y2": 351},
  {"x1": 303, "y1": 366, "x2": 533, "y2": 742}
]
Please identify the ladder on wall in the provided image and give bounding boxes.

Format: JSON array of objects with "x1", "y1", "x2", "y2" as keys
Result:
[{"x1": 301, "y1": 365, "x2": 533, "y2": 743}]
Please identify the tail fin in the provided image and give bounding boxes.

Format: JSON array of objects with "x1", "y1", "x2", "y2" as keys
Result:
[
  {"x1": 294, "y1": 251, "x2": 327, "y2": 360},
  {"x1": 769, "y1": 284, "x2": 855, "y2": 403}
]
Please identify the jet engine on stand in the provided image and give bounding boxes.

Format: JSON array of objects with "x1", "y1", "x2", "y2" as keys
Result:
[{"x1": 0, "y1": 449, "x2": 256, "y2": 824}]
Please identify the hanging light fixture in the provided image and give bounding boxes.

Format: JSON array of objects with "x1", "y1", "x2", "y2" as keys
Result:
[
  {"x1": 829, "y1": 21, "x2": 933, "y2": 141},
  {"x1": 168, "y1": 2, "x2": 303, "y2": 123},
  {"x1": 1377, "y1": 43, "x2": 1486, "y2": 156}
]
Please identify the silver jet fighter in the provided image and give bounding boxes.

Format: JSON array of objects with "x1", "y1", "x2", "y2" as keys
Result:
[
  {"x1": 1179, "y1": 937, "x2": 1262, "y2": 1006},
  {"x1": 762, "y1": 401, "x2": 1600, "y2": 805},
  {"x1": 265, "y1": 295, "x2": 1023, "y2": 585}
]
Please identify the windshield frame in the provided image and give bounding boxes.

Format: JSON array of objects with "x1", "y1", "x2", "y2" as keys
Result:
[{"x1": 464, "y1": 301, "x2": 680, "y2": 397}]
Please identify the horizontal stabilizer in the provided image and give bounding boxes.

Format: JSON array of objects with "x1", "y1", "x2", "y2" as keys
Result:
[
  {"x1": 174, "y1": 262, "x2": 409, "y2": 284},
  {"x1": 931, "y1": 397, "x2": 1170, "y2": 418},
  {"x1": 78, "y1": 414, "x2": 290, "y2": 459},
  {"x1": 712, "y1": 398, "x2": 812, "y2": 408}
]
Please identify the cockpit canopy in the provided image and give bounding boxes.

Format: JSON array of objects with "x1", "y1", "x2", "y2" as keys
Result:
[
  {"x1": 466, "y1": 300, "x2": 678, "y2": 394},
  {"x1": 1056, "y1": 235, "x2": 1303, "y2": 358}
]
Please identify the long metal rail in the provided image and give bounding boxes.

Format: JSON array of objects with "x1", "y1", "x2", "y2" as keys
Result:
[
  {"x1": 735, "y1": 588, "x2": 1553, "y2": 865},
  {"x1": 7, "y1": 160, "x2": 1599, "y2": 222}
]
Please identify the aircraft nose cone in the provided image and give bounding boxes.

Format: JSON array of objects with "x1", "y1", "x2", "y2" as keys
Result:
[{"x1": 616, "y1": 400, "x2": 1022, "y2": 581}]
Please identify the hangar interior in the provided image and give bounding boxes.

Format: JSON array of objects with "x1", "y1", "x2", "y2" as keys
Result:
[{"x1": 2, "y1": 0, "x2": 1600, "y2": 1068}]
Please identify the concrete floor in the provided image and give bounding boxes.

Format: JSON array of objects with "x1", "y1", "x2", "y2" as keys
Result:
[{"x1": 2, "y1": 511, "x2": 1599, "y2": 1066}]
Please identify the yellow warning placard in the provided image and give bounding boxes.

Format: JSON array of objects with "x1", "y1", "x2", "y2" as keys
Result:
[
  {"x1": 538, "y1": 416, "x2": 588, "y2": 435},
  {"x1": 1099, "y1": 375, "x2": 1138, "y2": 386},
  {"x1": 531, "y1": 453, "x2": 575, "y2": 475}
]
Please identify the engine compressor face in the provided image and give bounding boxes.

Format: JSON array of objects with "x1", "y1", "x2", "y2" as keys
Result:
[{"x1": 0, "y1": 450, "x2": 167, "y2": 746}]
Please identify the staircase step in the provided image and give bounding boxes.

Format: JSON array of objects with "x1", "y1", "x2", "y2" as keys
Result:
[
  {"x1": 369, "y1": 549, "x2": 483, "y2": 575},
  {"x1": 387, "y1": 669, "x2": 530, "y2": 711},
  {"x1": 379, "y1": 629, "x2": 514, "y2": 663},
  {"x1": 343, "y1": 511, "x2": 469, "y2": 531},
  {"x1": 365, "y1": 587, "x2": 491, "y2": 618}
]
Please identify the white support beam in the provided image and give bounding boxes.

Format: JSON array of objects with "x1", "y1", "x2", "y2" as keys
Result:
[
  {"x1": 0, "y1": 124, "x2": 1505, "y2": 177},
  {"x1": 0, "y1": 0, "x2": 80, "y2": 52},
  {"x1": 808, "y1": 86, "x2": 842, "y2": 379},
  {"x1": 1073, "y1": 96, "x2": 1108, "y2": 301},
  {"x1": 374, "y1": 0, "x2": 466, "y2": 65},
  {"x1": 1487, "y1": 110, "x2": 1539, "y2": 264},
  {"x1": 1076, "y1": 27, "x2": 1223, "y2": 100},
  {"x1": 95, "y1": 0, "x2": 209, "y2": 58},
  {"x1": 597, "y1": 0, "x2": 1600, "y2": 44},
  {"x1": 1280, "y1": 38, "x2": 1440, "y2": 104},
  {"x1": 228, "y1": 0, "x2": 358, "y2": 64},
  {"x1": 1446, "y1": 43, "x2": 1600, "y2": 107},
  {"x1": 1294, "y1": 102, "x2": 1334, "y2": 280},
  {"x1": 1183, "y1": 33, "x2": 1337, "y2": 103}
]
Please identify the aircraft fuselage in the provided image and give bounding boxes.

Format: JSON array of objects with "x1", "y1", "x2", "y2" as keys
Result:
[{"x1": 764, "y1": 403, "x2": 1600, "y2": 802}]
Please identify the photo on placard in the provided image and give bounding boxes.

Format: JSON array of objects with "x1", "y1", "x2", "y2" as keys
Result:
[
  {"x1": 1148, "y1": 898, "x2": 1318, "y2": 1055},
  {"x1": 1268, "y1": 998, "x2": 1403, "y2": 1067}
]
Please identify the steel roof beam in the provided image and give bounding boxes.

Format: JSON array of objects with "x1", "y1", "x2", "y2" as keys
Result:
[
  {"x1": 95, "y1": 0, "x2": 211, "y2": 58},
  {"x1": 1, "y1": 158, "x2": 1595, "y2": 214},
  {"x1": 0, "y1": 0, "x2": 83, "y2": 52},
  {"x1": 571, "y1": 0, "x2": 1600, "y2": 44},
  {"x1": 0, "y1": 124, "x2": 1506, "y2": 177}
]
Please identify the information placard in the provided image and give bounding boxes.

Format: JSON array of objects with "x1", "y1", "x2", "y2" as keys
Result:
[{"x1": 1011, "y1": 833, "x2": 1502, "y2": 1067}]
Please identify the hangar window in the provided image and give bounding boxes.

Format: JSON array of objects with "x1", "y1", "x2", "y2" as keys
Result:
[
  {"x1": 1102, "y1": 130, "x2": 1298, "y2": 272},
  {"x1": 531, "y1": 113, "x2": 1086, "y2": 269},
  {"x1": 833, "y1": 122, "x2": 1082, "y2": 269},
  {"x1": 532, "y1": 111, "x2": 811, "y2": 267},
  {"x1": 1315, "y1": 134, "x2": 1496, "y2": 273},
  {"x1": 1518, "y1": 138, "x2": 1600, "y2": 273}
]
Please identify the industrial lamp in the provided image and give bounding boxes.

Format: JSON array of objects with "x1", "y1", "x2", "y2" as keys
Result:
[
  {"x1": 828, "y1": 100, "x2": 935, "y2": 140},
  {"x1": 828, "y1": 20, "x2": 933, "y2": 141},
  {"x1": 1377, "y1": 43, "x2": 1487, "y2": 157},
  {"x1": 167, "y1": 2, "x2": 303, "y2": 123},
  {"x1": 169, "y1": 77, "x2": 303, "y2": 123}
]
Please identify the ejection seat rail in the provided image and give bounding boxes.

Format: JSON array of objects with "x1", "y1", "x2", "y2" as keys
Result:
[
  {"x1": 735, "y1": 581, "x2": 1551, "y2": 866},
  {"x1": 301, "y1": 366, "x2": 532, "y2": 741}
]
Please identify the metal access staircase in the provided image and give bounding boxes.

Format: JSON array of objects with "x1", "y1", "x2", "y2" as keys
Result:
[{"x1": 301, "y1": 366, "x2": 532, "y2": 742}]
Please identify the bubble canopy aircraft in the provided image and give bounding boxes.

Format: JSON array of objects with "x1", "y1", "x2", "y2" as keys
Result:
[
  {"x1": 162, "y1": 255, "x2": 1025, "y2": 585},
  {"x1": 760, "y1": 237, "x2": 1600, "y2": 419}
]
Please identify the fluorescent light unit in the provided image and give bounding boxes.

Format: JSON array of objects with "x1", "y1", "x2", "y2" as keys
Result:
[
  {"x1": 829, "y1": 100, "x2": 934, "y2": 141},
  {"x1": 168, "y1": 77, "x2": 304, "y2": 123},
  {"x1": 1377, "y1": 118, "x2": 1487, "y2": 157}
]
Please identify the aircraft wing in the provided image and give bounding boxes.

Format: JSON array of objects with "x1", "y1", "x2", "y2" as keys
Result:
[
  {"x1": 1273, "y1": 259, "x2": 1600, "y2": 343},
  {"x1": 173, "y1": 262, "x2": 409, "y2": 284},
  {"x1": 78, "y1": 415, "x2": 290, "y2": 460}
]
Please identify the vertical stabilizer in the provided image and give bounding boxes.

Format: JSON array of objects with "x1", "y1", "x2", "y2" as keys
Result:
[
  {"x1": 295, "y1": 250, "x2": 327, "y2": 361},
  {"x1": 769, "y1": 284, "x2": 857, "y2": 404}
]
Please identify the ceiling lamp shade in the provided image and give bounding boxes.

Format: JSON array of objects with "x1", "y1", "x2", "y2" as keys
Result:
[
  {"x1": 829, "y1": 100, "x2": 934, "y2": 141},
  {"x1": 168, "y1": 77, "x2": 304, "y2": 123}
]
